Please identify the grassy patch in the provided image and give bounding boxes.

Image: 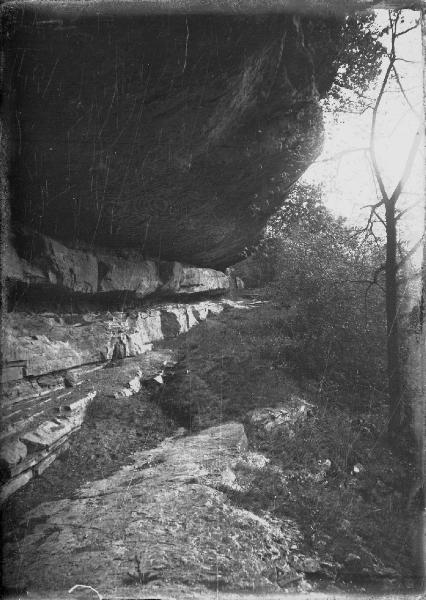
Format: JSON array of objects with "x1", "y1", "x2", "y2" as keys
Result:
[{"x1": 157, "y1": 296, "x2": 421, "y2": 589}]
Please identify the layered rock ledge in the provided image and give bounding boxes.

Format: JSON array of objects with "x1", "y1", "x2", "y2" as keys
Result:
[
  {"x1": 2, "y1": 300, "x2": 225, "y2": 382},
  {"x1": 5, "y1": 229, "x2": 229, "y2": 299},
  {"x1": 1, "y1": 298, "x2": 240, "y2": 501}
]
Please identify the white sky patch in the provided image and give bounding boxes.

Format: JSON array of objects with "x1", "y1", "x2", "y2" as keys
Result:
[{"x1": 302, "y1": 9, "x2": 424, "y2": 266}]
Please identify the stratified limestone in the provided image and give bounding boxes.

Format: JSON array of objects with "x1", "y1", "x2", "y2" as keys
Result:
[
  {"x1": 2, "y1": 301, "x2": 224, "y2": 378},
  {"x1": 0, "y1": 349, "x2": 178, "y2": 502},
  {"x1": 6, "y1": 231, "x2": 229, "y2": 297}
]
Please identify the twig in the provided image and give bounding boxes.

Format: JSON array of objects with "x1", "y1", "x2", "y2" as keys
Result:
[
  {"x1": 391, "y1": 64, "x2": 422, "y2": 120},
  {"x1": 395, "y1": 200, "x2": 422, "y2": 221},
  {"x1": 355, "y1": 199, "x2": 385, "y2": 244},
  {"x1": 315, "y1": 146, "x2": 368, "y2": 164},
  {"x1": 395, "y1": 21, "x2": 420, "y2": 38},
  {"x1": 389, "y1": 129, "x2": 422, "y2": 205},
  {"x1": 395, "y1": 57, "x2": 421, "y2": 64}
]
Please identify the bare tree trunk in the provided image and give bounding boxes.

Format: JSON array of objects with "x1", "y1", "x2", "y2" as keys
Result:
[{"x1": 385, "y1": 201, "x2": 403, "y2": 437}]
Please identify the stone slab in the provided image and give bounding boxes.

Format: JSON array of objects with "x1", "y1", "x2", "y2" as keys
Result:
[
  {"x1": 0, "y1": 439, "x2": 27, "y2": 469},
  {"x1": 21, "y1": 419, "x2": 76, "y2": 452},
  {"x1": 0, "y1": 470, "x2": 33, "y2": 504},
  {"x1": 1, "y1": 423, "x2": 300, "y2": 592}
]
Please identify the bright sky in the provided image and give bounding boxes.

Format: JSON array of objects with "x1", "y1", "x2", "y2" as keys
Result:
[{"x1": 302, "y1": 9, "x2": 424, "y2": 265}]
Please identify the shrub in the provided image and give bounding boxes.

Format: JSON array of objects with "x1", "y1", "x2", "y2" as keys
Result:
[{"x1": 263, "y1": 209, "x2": 387, "y2": 392}]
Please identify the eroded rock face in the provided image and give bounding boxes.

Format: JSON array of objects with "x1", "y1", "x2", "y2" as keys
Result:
[
  {"x1": 6, "y1": 230, "x2": 229, "y2": 298},
  {"x1": 5, "y1": 11, "x2": 343, "y2": 268}
]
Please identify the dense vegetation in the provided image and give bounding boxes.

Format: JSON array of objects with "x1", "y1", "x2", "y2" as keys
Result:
[{"x1": 239, "y1": 183, "x2": 388, "y2": 396}]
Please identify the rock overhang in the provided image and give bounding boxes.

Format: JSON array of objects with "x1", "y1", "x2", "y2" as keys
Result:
[{"x1": 4, "y1": 9, "x2": 345, "y2": 269}]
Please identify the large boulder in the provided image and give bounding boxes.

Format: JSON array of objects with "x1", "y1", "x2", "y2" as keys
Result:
[
  {"x1": 4, "y1": 10, "x2": 343, "y2": 268},
  {"x1": 2, "y1": 423, "x2": 298, "y2": 593}
]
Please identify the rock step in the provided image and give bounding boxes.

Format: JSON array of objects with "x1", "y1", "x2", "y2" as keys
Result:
[
  {"x1": 1, "y1": 364, "x2": 107, "y2": 413},
  {"x1": 1, "y1": 422, "x2": 297, "y2": 593},
  {"x1": 2, "y1": 389, "x2": 78, "y2": 428},
  {"x1": 3, "y1": 299, "x2": 225, "y2": 380},
  {"x1": 0, "y1": 349, "x2": 177, "y2": 503}
]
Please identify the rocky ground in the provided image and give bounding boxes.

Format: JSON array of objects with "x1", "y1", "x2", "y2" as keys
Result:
[{"x1": 1, "y1": 295, "x2": 423, "y2": 598}]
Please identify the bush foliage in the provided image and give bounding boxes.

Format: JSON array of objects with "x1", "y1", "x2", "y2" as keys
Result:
[{"x1": 255, "y1": 183, "x2": 388, "y2": 392}]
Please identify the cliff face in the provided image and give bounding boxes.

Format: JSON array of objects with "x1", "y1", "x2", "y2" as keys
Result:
[{"x1": 5, "y1": 11, "x2": 343, "y2": 269}]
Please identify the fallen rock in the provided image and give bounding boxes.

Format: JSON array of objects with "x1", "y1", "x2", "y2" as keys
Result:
[
  {"x1": 247, "y1": 395, "x2": 314, "y2": 435},
  {"x1": 0, "y1": 387, "x2": 97, "y2": 501},
  {"x1": 276, "y1": 566, "x2": 303, "y2": 589},
  {"x1": 3, "y1": 423, "x2": 298, "y2": 593},
  {"x1": 21, "y1": 417, "x2": 80, "y2": 452},
  {"x1": 1, "y1": 349, "x2": 179, "y2": 499},
  {"x1": 0, "y1": 439, "x2": 27, "y2": 472},
  {"x1": 294, "y1": 557, "x2": 322, "y2": 574},
  {"x1": 63, "y1": 371, "x2": 79, "y2": 387},
  {"x1": 220, "y1": 451, "x2": 271, "y2": 493}
]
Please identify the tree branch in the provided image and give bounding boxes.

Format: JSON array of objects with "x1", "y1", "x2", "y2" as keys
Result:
[
  {"x1": 358, "y1": 200, "x2": 386, "y2": 237},
  {"x1": 395, "y1": 199, "x2": 423, "y2": 221},
  {"x1": 369, "y1": 55, "x2": 394, "y2": 202},
  {"x1": 395, "y1": 57, "x2": 421, "y2": 64},
  {"x1": 391, "y1": 64, "x2": 422, "y2": 120},
  {"x1": 390, "y1": 128, "x2": 422, "y2": 205},
  {"x1": 315, "y1": 146, "x2": 369, "y2": 164},
  {"x1": 395, "y1": 22, "x2": 420, "y2": 38}
]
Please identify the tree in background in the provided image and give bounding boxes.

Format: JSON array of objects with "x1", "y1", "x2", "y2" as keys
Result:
[
  {"x1": 265, "y1": 185, "x2": 387, "y2": 395},
  {"x1": 322, "y1": 12, "x2": 386, "y2": 114},
  {"x1": 239, "y1": 11, "x2": 422, "y2": 436},
  {"x1": 307, "y1": 9, "x2": 421, "y2": 440},
  {"x1": 357, "y1": 10, "x2": 422, "y2": 439}
]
